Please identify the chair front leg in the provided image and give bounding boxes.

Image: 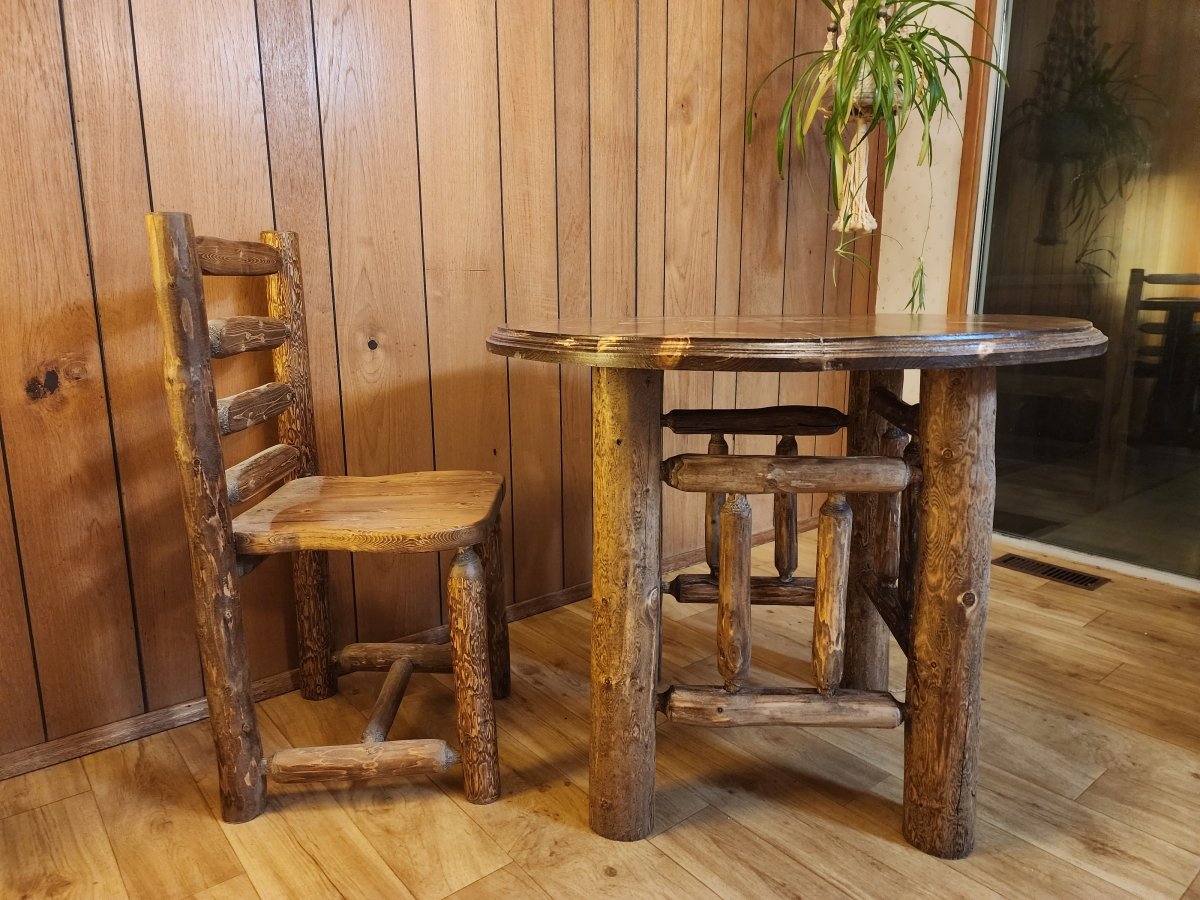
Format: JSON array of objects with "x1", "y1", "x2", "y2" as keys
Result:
[
  {"x1": 448, "y1": 546, "x2": 500, "y2": 804},
  {"x1": 479, "y1": 520, "x2": 510, "y2": 699}
]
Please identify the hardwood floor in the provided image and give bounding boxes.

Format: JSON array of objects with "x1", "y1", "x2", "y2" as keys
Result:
[{"x1": 2, "y1": 536, "x2": 1198, "y2": 899}]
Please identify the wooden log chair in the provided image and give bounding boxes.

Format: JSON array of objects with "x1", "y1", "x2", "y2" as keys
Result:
[
  {"x1": 146, "y1": 212, "x2": 507, "y2": 824},
  {"x1": 660, "y1": 405, "x2": 849, "y2": 590},
  {"x1": 659, "y1": 387, "x2": 922, "y2": 730}
]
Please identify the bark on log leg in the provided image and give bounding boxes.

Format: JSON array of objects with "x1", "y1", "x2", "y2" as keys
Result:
[
  {"x1": 263, "y1": 229, "x2": 336, "y2": 701},
  {"x1": 590, "y1": 368, "x2": 663, "y2": 841},
  {"x1": 448, "y1": 546, "x2": 500, "y2": 804},
  {"x1": 773, "y1": 435, "x2": 799, "y2": 581},
  {"x1": 479, "y1": 521, "x2": 510, "y2": 699},
  {"x1": 199, "y1": 591, "x2": 266, "y2": 823},
  {"x1": 844, "y1": 370, "x2": 903, "y2": 690},
  {"x1": 704, "y1": 433, "x2": 728, "y2": 576},
  {"x1": 293, "y1": 550, "x2": 338, "y2": 700},
  {"x1": 814, "y1": 493, "x2": 852, "y2": 693},
  {"x1": 903, "y1": 367, "x2": 996, "y2": 859},
  {"x1": 718, "y1": 493, "x2": 752, "y2": 692},
  {"x1": 147, "y1": 212, "x2": 266, "y2": 823}
]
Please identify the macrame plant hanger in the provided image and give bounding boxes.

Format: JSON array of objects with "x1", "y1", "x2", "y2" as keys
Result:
[
  {"x1": 826, "y1": 1, "x2": 894, "y2": 235},
  {"x1": 1031, "y1": 0, "x2": 1098, "y2": 245}
]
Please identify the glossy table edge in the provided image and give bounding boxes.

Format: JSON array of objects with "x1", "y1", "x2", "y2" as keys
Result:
[{"x1": 486, "y1": 315, "x2": 1108, "y2": 371}]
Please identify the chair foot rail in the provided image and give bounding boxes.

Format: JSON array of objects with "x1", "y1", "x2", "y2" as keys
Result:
[
  {"x1": 361, "y1": 658, "x2": 415, "y2": 743},
  {"x1": 266, "y1": 739, "x2": 459, "y2": 783},
  {"x1": 659, "y1": 685, "x2": 904, "y2": 729},
  {"x1": 336, "y1": 642, "x2": 453, "y2": 674}
]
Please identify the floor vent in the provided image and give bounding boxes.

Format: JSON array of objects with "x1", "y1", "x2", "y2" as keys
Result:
[{"x1": 992, "y1": 553, "x2": 1110, "y2": 591}]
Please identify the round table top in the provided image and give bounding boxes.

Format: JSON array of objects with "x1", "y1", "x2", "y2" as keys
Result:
[{"x1": 487, "y1": 314, "x2": 1107, "y2": 372}]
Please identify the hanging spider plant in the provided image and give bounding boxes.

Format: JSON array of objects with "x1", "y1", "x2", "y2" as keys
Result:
[
  {"x1": 748, "y1": 0, "x2": 1001, "y2": 310},
  {"x1": 1007, "y1": 42, "x2": 1154, "y2": 265}
]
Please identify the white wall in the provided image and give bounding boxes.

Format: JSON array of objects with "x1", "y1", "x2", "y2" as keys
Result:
[{"x1": 876, "y1": 2, "x2": 978, "y2": 317}]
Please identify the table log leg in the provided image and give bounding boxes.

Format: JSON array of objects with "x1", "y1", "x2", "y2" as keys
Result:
[
  {"x1": 844, "y1": 369, "x2": 903, "y2": 690},
  {"x1": 589, "y1": 367, "x2": 663, "y2": 841},
  {"x1": 903, "y1": 367, "x2": 996, "y2": 859}
]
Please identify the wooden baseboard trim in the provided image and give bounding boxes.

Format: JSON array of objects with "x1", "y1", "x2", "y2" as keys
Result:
[
  {"x1": 0, "y1": 669, "x2": 301, "y2": 781},
  {"x1": 0, "y1": 520, "x2": 816, "y2": 781}
]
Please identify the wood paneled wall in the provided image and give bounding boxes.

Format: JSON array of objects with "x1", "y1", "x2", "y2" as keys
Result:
[{"x1": 0, "y1": 0, "x2": 876, "y2": 764}]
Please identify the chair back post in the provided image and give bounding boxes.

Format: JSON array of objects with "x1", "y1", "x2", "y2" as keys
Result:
[
  {"x1": 1097, "y1": 269, "x2": 1147, "y2": 505},
  {"x1": 145, "y1": 210, "x2": 266, "y2": 822},
  {"x1": 261, "y1": 229, "x2": 337, "y2": 699}
]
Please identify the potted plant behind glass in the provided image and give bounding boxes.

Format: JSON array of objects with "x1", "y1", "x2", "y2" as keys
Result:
[
  {"x1": 1004, "y1": 0, "x2": 1153, "y2": 274},
  {"x1": 748, "y1": 0, "x2": 1001, "y2": 310}
]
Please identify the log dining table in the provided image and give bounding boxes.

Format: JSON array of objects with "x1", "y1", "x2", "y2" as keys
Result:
[{"x1": 487, "y1": 314, "x2": 1106, "y2": 858}]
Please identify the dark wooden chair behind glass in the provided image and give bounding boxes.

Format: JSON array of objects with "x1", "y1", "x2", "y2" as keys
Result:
[
  {"x1": 1099, "y1": 268, "x2": 1200, "y2": 504},
  {"x1": 146, "y1": 211, "x2": 508, "y2": 823}
]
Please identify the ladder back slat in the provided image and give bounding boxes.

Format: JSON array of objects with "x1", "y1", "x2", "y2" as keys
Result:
[
  {"x1": 209, "y1": 316, "x2": 291, "y2": 358},
  {"x1": 1143, "y1": 273, "x2": 1200, "y2": 285},
  {"x1": 225, "y1": 443, "x2": 301, "y2": 505},
  {"x1": 196, "y1": 235, "x2": 282, "y2": 276},
  {"x1": 217, "y1": 382, "x2": 295, "y2": 435}
]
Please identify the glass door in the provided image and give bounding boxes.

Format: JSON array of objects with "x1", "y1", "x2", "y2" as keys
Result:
[{"x1": 977, "y1": 0, "x2": 1200, "y2": 577}]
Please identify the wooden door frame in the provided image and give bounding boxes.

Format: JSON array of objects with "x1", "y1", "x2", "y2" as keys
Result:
[{"x1": 947, "y1": 0, "x2": 1003, "y2": 316}]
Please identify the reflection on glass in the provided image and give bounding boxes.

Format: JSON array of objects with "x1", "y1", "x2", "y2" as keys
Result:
[{"x1": 979, "y1": 0, "x2": 1199, "y2": 577}]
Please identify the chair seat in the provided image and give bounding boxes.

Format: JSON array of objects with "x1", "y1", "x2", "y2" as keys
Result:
[{"x1": 233, "y1": 470, "x2": 504, "y2": 555}]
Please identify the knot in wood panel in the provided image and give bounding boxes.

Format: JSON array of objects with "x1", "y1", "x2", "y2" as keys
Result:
[{"x1": 24, "y1": 357, "x2": 87, "y2": 401}]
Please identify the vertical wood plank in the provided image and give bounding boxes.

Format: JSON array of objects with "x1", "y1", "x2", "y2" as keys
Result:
[
  {"x1": 590, "y1": 1, "x2": 638, "y2": 320},
  {"x1": 736, "y1": 0, "x2": 796, "y2": 526},
  {"x1": 410, "y1": 0, "x2": 514, "y2": 610},
  {"x1": 638, "y1": 0, "x2": 668, "y2": 322},
  {"x1": 555, "y1": 0, "x2": 594, "y2": 587},
  {"x1": 663, "y1": 0, "x2": 723, "y2": 560},
  {"x1": 133, "y1": 0, "x2": 295, "y2": 680},
  {"x1": 255, "y1": 0, "x2": 356, "y2": 650},
  {"x1": 0, "y1": 430, "x2": 41, "y2": 752},
  {"x1": 497, "y1": 0, "x2": 564, "y2": 602},
  {"x1": 312, "y1": 0, "x2": 440, "y2": 638},
  {"x1": 712, "y1": 0, "x2": 748, "y2": 414},
  {"x1": 0, "y1": 0, "x2": 143, "y2": 736},
  {"x1": 61, "y1": 0, "x2": 203, "y2": 711}
]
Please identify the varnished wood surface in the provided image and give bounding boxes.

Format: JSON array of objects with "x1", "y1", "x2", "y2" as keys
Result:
[
  {"x1": 233, "y1": 471, "x2": 505, "y2": 555},
  {"x1": 208, "y1": 316, "x2": 291, "y2": 358},
  {"x1": 6, "y1": 537, "x2": 1198, "y2": 899},
  {"x1": 195, "y1": 236, "x2": 282, "y2": 276},
  {"x1": 488, "y1": 314, "x2": 1108, "y2": 371}
]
